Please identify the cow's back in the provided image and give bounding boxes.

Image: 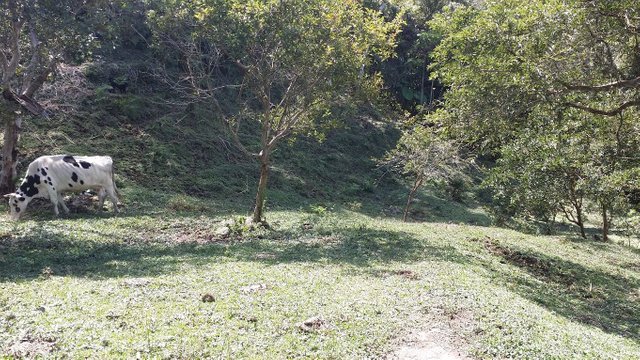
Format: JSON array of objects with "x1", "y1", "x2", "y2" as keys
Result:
[{"x1": 29, "y1": 155, "x2": 115, "y2": 192}]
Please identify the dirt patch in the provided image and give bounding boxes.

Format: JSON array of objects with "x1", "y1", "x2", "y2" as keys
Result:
[
  {"x1": 470, "y1": 236, "x2": 574, "y2": 285},
  {"x1": 388, "y1": 328, "x2": 471, "y2": 360},
  {"x1": 386, "y1": 306, "x2": 474, "y2": 360},
  {"x1": 394, "y1": 270, "x2": 420, "y2": 280},
  {"x1": 6, "y1": 335, "x2": 57, "y2": 358}
]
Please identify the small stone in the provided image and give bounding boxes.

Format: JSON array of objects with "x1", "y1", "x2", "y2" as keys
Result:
[
  {"x1": 201, "y1": 293, "x2": 215, "y2": 303},
  {"x1": 106, "y1": 312, "x2": 121, "y2": 320},
  {"x1": 215, "y1": 226, "x2": 231, "y2": 237},
  {"x1": 297, "y1": 316, "x2": 328, "y2": 332}
]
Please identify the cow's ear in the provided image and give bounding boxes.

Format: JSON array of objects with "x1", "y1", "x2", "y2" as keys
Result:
[{"x1": 3, "y1": 193, "x2": 16, "y2": 198}]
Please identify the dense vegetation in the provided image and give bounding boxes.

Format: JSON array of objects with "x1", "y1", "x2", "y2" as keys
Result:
[{"x1": 0, "y1": 0, "x2": 639, "y2": 358}]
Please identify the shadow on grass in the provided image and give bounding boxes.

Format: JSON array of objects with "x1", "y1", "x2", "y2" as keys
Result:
[
  {"x1": 483, "y1": 240, "x2": 640, "y2": 342},
  {"x1": 0, "y1": 221, "x2": 464, "y2": 282}
]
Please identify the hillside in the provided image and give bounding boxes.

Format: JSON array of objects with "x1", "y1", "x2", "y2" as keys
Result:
[
  {"x1": 1, "y1": 207, "x2": 639, "y2": 358},
  {"x1": 12, "y1": 57, "x2": 486, "y2": 225},
  {"x1": 1, "y1": 55, "x2": 639, "y2": 359}
]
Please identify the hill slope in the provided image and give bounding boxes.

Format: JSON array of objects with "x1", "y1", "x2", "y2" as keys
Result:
[
  {"x1": 1, "y1": 57, "x2": 638, "y2": 359},
  {"x1": 1, "y1": 208, "x2": 639, "y2": 358}
]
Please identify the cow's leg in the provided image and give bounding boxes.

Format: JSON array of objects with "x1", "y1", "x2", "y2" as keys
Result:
[
  {"x1": 57, "y1": 193, "x2": 70, "y2": 214},
  {"x1": 106, "y1": 186, "x2": 119, "y2": 213},
  {"x1": 50, "y1": 194, "x2": 60, "y2": 216},
  {"x1": 46, "y1": 187, "x2": 60, "y2": 216},
  {"x1": 98, "y1": 188, "x2": 106, "y2": 211}
]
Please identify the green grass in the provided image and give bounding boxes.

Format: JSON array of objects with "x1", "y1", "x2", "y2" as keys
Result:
[
  {"x1": 1, "y1": 192, "x2": 639, "y2": 359},
  {"x1": 2, "y1": 56, "x2": 639, "y2": 359}
]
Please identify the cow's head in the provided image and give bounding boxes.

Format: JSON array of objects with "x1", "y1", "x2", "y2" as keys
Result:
[{"x1": 4, "y1": 193, "x2": 29, "y2": 220}]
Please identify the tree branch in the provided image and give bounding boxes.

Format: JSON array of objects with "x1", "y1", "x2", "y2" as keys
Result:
[
  {"x1": 563, "y1": 98, "x2": 640, "y2": 116},
  {"x1": 2, "y1": 89, "x2": 45, "y2": 115},
  {"x1": 2, "y1": 19, "x2": 24, "y2": 85},
  {"x1": 222, "y1": 117, "x2": 260, "y2": 159},
  {"x1": 21, "y1": 23, "x2": 42, "y2": 94},
  {"x1": 560, "y1": 76, "x2": 640, "y2": 92},
  {"x1": 22, "y1": 58, "x2": 57, "y2": 98},
  {"x1": 0, "y1": 51, "x2": 8, "y2": 78}
]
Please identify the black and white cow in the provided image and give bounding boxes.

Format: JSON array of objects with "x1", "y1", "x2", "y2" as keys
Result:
[{"x1": 5, "y1": 155, "x2": 120, "y2": 220}]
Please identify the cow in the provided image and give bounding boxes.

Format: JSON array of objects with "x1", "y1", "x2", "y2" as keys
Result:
[{"x1": 4, "y1": 155, "x2": 120, "y2": 220}]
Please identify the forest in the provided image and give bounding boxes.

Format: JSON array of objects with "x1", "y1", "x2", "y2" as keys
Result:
[{"x1": 0, "y1": 0, "x2": 639, "y2": 358}]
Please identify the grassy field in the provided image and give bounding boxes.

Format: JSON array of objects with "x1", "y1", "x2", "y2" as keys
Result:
[
  {"x1": 1, "y1": 60, "x2": 639, "y2": 358},
  {"x1": 1, "y1": 188, "x2": 639, "y2": 359}
]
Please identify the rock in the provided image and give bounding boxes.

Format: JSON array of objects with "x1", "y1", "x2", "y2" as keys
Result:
[
  {"x1": 215, "y1": 226, "x2": 231, "y2": 237},
  {"x1": 201, "y1": 293, "x2": 215, "y2": 303},
  {"x1": 297, "y1": 316, "x2": 328, "y2": 332}
]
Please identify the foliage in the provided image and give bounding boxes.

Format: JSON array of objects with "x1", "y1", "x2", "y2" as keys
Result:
[
  {"x1": 373, "y1": 0, "x2": 468, "y2": 113},
  {"x1": 384, "y1": 125, "x2": 469, "y2": 183},
  {"x1": 381, "y1": 124, "x2": 472, "y2": 220},
  {"x1": 0, "y1": 0, "x2": 103, "y2": 193},
  {"x1": 428, "y1": 0, "x2": 640, "y2": 238},
  {"x1": 149, "y1": 0, "x2": 402, "y2": 222}
]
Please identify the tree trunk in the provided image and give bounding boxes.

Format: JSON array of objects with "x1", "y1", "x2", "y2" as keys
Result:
[
  {"x1": 0, "y1": 110, "x2": 20, "y2": 195},
  {"x1": 601, "y1": 201, "x2": 610, "y2": 242},
  {"x1": 575, "y1": 204, "x2": 586, "y2": 239},
  {"x1": 252, "y1": 153, "x2": 270, "y2": 224},
  {"x1": 403, "y1": 175, "x2": 423, "y2": 222}
]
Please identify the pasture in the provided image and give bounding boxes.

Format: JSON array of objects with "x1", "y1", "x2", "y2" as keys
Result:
[{"x1": 1, "y1": 191, "x2": 639, "y2": 358}]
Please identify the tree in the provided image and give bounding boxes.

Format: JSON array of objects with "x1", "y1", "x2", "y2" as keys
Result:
[
  {"x1": 150, "y1": 0, "x2": 401, "y2": 223},
  {"x1": 486, "y1": 111, "x2": 593, "y2": 237},
  {"x1": 428, "y1": 0, "x2": 640, "y2": 239},
  {"x1": 0, "y1": 0, "x2": 95, "y2": 194},
  {"x1": 381, "y1": 125, "x2": 471, "y2": 221}
]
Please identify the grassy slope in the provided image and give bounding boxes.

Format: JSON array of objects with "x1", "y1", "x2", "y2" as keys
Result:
[
  {"x1": 0, "y1": 61, "x2": 639, "y2": 358},
  {"x1": 0, "y1": 207, "x2": 638, "y2": 359}
]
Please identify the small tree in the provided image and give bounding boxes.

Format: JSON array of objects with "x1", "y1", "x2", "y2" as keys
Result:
[
  {"x1": 0, "y1": 0, "x2": 95, "y2": 194},
  {"x1": 150, "y1": 0, "x2": 401, "y2": 223},
  {"x1": 382, "y1": 125, "x2": 471, "y2": 221}
]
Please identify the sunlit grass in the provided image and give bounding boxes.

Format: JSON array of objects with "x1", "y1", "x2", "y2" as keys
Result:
[{"x1": 1, "y1": 195, "x2": 639, "y2": 358}]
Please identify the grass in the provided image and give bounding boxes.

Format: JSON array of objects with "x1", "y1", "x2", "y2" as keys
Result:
[
  {"x1": 1, "y1": 190, "x2": 639, "y2": 359},
  {"x1": 2, "y1": 56, "x2": 639, "y2": 358}
]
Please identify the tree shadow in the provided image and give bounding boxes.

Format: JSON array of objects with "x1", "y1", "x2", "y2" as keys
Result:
[
  {"x1": 401, "y1": 193, "x2": 491, "y2": 226},
  {"x1": 0, "y1": 189, "x2": 250, "y2": 222},
  {"x1": 0, "y1": 221, "x2": 464, "y2": 282},
  {"x1": 481, "y1": 239, "x2": 640, "y2": 342}
]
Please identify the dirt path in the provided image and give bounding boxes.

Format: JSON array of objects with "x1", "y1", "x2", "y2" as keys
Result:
[
  {"x1": 388, "y1": 327, "x2": 470, "y2": 360},
  {"x1": 385, "y1": 304, "x2": 474, "y2": 360}
]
